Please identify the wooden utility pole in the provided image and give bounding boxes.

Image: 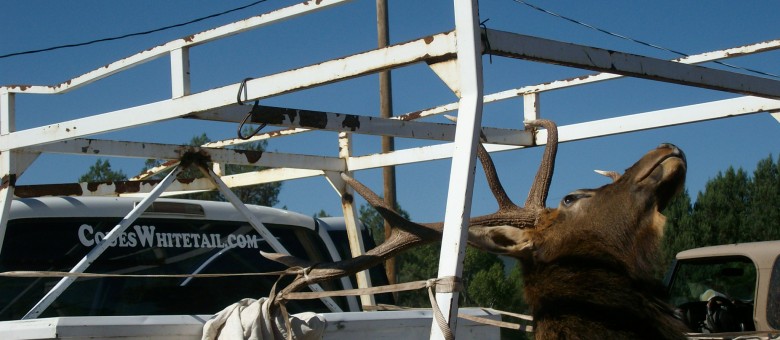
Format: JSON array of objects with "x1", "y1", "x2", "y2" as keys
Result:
[{"x1": 376, "y1": 0, "x2": 397, "y2": 290}]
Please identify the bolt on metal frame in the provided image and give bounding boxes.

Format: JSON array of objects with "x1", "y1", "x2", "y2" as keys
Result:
[{"x1": 1, "y1": 0, "x2": 779, "y2": 338}]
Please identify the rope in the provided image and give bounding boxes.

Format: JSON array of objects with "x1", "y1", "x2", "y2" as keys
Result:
[
  {"x1": 283, "y1": 277, "x2": 451, "y2": 300},
  {"x1": 427, "y1": 278, "x2": 456, "y2": 340},
  {"x1": 0, "y1": 268, "x2": 302, "y2": 279}
]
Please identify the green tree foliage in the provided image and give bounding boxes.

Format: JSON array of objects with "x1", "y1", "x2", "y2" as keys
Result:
[
  {"x1": 661, "y1": 154, "x2": 780, "y2": 268},
  {"x1": 313, "y1": 209, "x2": 331, "y2": 218},
  {"x1": 78, "y1": 159, "x2": 127, "y2": 182},
  {"x1": 142, "y1": 133, "x2": 281, "y2": 206},
  {"x1": 745, "y1": 155, "x2": 780, "y2": 241}
]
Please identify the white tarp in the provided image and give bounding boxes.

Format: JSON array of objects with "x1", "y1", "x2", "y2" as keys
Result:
[{"x1": 202, "y1": 298, "x2": 325, "y2": 340}]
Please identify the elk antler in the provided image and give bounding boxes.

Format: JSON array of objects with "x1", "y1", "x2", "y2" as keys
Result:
[
  {"x1": 468, "y1": 120, "x2": 557, "y2": 229},
  {"x1": 263, "y1": 120, "x2": 558, "y2": 307}
]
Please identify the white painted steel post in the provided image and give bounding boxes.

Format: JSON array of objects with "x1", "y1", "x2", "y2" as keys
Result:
[
  {"x1": 199, "y1": 165, "x2": 344, "y2": 312},
  {"x1": 0, "y1": 152, "x2": 12, "y2": 256},
  {"x1": 325, "y1": 132, "x2": 376, "y2": 307},
  {"x1": 23, "y1": 164, "x2": 185, "y2": 319},
  {"x1": 523, "y1": 93, "x2": 540, "y2": 121},
  {"x1": 0, "y1": 92, "x2": 15, "y2": 256},
  {"x1": 430, "y1": 0, "x2": 484, "y2": 339},
  {"x1": 170, "y1": 47, "x2": 191, "y2": 98}
]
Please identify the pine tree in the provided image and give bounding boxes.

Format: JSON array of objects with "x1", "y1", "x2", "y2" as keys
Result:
[
  {"x1": 78, "y1": 159, "x2": 127, "y2": 182},
  {"x1": 661, "y1": 153, "x2": 780, "y2": 272}
]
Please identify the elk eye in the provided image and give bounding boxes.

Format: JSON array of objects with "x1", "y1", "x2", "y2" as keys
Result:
[{"x1": 561, "y1": 193, "x2": 588, "y2": 207}]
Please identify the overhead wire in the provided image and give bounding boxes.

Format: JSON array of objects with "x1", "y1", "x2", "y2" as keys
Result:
[
  {"x1": 0, "y1": 0, "x2": 268, "y2": 60},
  {"x1": 510, "y1": 0, "x2": 780, "y2": 79}
]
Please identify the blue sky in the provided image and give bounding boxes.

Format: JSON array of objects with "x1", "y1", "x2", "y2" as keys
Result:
[{"x1": 2, "y1": 1, "x2": 779, "y2": 223}]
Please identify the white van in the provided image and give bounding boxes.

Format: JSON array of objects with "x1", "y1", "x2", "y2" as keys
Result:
[{"x1": 0, "y1": 196, "x2": 392, "y2": 321}]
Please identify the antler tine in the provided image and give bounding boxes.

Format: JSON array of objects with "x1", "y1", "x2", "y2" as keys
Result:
[
  {"x1": 446, "y1": 113, "x2": 518, "y2": 211},
  {"x1": 524, "y1": 119, "x2": 558, "y2": 209},
  {"x1": 477, "y1": 142, "x2": 519, "y2": 210},
  {"x1": 340, "y1": 173, "x2": 443, "y2": 236}
]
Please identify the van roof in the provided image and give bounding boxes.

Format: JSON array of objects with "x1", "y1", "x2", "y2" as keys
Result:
[
  {"x1": 676, "y1": 240, "x2": 780, "y2": 269},
  {"x1": 10, "y1": 196, "x2": 317, "y2": 231}
]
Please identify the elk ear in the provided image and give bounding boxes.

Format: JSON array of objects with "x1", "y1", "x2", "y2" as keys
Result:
[{"x1": 468, "y1": 226, "x2": 533, "y2": 258}]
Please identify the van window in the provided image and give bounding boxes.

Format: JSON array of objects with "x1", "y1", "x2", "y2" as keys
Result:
[
  {"x1": 668, "y1": 256, "x2": 757, "y2": 332},
  {"x1": 0, "y1": 217, "x2": 346, "y2": 320},
  {"x1": 768, "y1": 254, "x2": 780, "y2": 330}
]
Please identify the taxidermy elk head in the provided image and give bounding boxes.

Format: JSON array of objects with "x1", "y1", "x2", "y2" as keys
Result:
[{"x1": 264, "y1": 120, "x2": 688, "y2": 339}]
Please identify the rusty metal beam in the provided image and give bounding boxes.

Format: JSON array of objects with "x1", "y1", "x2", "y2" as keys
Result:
[
  {"x1": 191, "y1": 105, "x2": 532, "y2": 146},
  {"x1": 485, "y1": 29, "x2": 780, "y2": 99},
  {"x1": 15, "y1": 180, "x2": 175, "y2": 198},
  {"x1": 15, "y1": 168, "x2": 325, "y2": 198},
  {"x1": 26, "y1": 138, "x2": 345, "y2": 171}
]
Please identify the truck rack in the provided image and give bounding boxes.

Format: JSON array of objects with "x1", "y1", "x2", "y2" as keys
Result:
[{"x1": 2, "y1": 1, "x2": 779, "y2": 338}]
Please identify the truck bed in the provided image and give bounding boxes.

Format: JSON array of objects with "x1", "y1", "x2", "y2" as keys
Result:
[{"x1": 0, "y1": 308, "x2": 501, "y2": 340}]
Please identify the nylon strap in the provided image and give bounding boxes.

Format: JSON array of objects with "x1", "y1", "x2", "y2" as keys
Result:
[{"x1": 0, "y1": 269, "x2": 298, "y2": 278}]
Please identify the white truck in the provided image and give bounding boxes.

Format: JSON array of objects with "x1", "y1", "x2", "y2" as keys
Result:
[
  {"x1": 0, "y1": 196, "x2": 499, "y2": 339},
  {"x1": 665, "y1": 240, "x2": 780, "y2": 339}
]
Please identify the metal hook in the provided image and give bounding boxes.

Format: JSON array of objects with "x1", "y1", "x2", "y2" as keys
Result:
[
  {"x1": 480, "y1": 18, "x2": 493, "y2": 64},
  {"x1": 237, "y1": 100, "x2": 267, "y2": 140},
  {"x1": 236, "y1": 78, "x2": 266, "y2": 140},
  {"x1": 237, "y1": 77, "x2": 252, "y2": 105}
]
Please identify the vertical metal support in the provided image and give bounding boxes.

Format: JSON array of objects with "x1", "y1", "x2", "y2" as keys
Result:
[
  {"x1": 376, "y1": 0, "x2": 398, "y2": 291},
  {"x1": 523, "y1": 93, "x2": 540, "y2": 121},
  {"x1": 199, "y1": 164, "x2": 344, "y2": 312},
  {"x1": 431, "y1": 0, "x2": 484, "y2": 338},
  {"x1": 0, "y1": 152, "x2": 12, "y2": 256},
  {"x1": 0, "y1": 92, "x2": 16, "y2": 256},
  {"x1": 212, "y1": 162, "x2": 225, "y2": 176},
  {"x1": 324, "y1": 132, "x2": 376, "y2": 307},
  {"x1": 170, "y1": 47, "x2": 191, "y2": 98},
  {"x1": 1, "y1": 92, "x2": 15, "y2": 135},
  {"x1": 23, "y1": 165, "x2": 184, "y2": 319}
]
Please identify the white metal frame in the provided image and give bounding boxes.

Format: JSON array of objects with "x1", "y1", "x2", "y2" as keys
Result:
[{"x1": 1, "y1": 0, "x2": 779, "y2": 338}]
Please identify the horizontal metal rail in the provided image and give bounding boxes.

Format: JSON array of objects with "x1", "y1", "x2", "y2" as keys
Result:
[
  {"x1": 26, "y1": 138, "x2": 345, "y2": 171},
  {"x1": 0, "y1": 0, "x2": 356, "y2": 95},
  {"x1": 191, "y1": 105, "x2": 533, "y2": 146},
  {"x1": 486, "y1": 29, "x2": 780, "y2": 99},
  {"x1": 15, "y1": 168, "x2": 325, "y2": 198}
]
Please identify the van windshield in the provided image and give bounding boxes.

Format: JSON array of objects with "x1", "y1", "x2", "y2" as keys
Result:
[
  {"x1": 667, "y1": 256, "x2": 757, "y2": 333},
  {"x1": 0, "y1": 217, "x2": 345, "y2": 320}
]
